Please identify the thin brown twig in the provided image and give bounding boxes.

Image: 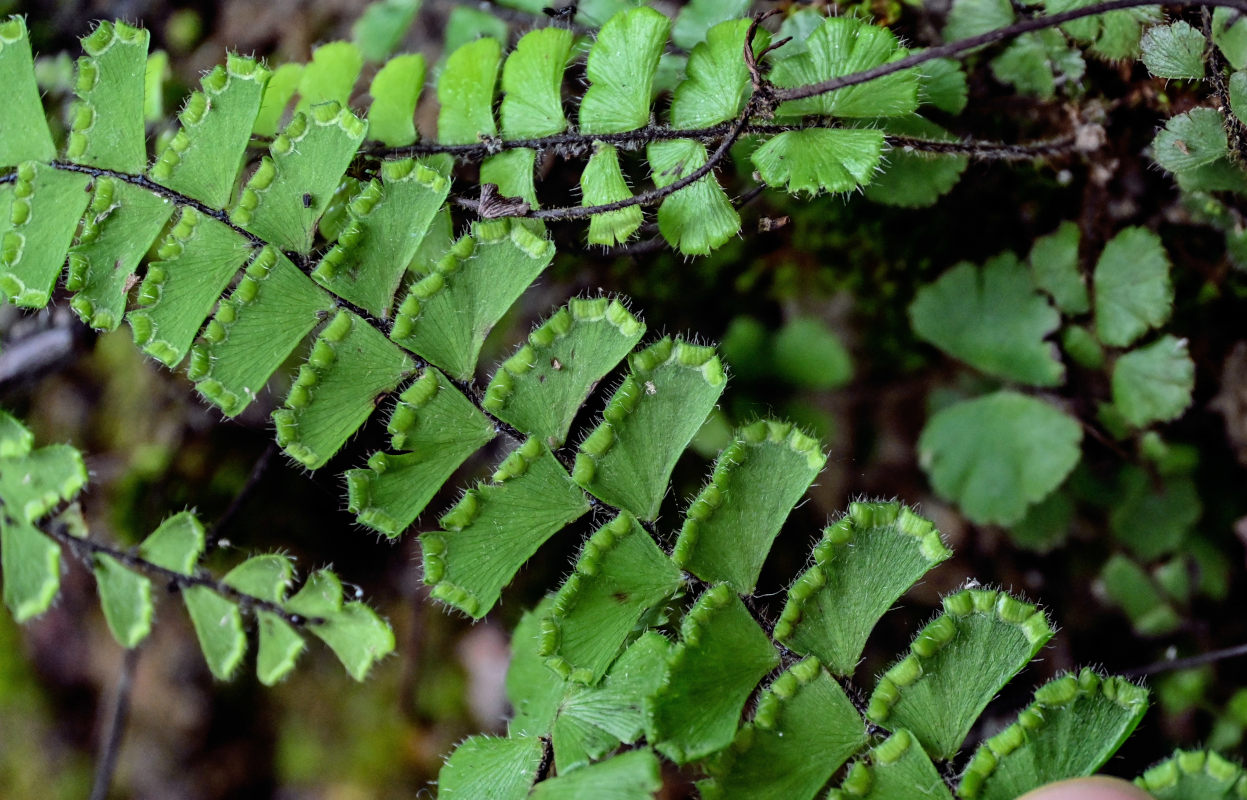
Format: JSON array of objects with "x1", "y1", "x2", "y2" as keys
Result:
[
  {"x1": 89, "y1": 646, "x2": 140, "y2": 800},
  {"x1": 774, "y1": 0, "x2": 1247, "y2": 104},
  {"x1": 1123, "y1": 641, "x2": 1247, "y2": 677},
  {"x1": 202, "y1": 442, "x2": 277, "y2": 556}
]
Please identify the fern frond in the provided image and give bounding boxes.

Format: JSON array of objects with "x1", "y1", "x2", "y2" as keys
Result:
[
  {"x1": 274, "y1": 309, "x2": 416, "y2": 469},
  {"x1": 0, "y1": 412, "x2": 392, "y2": 682},
  {"x1": 867, "y1": 588, "x2": 1055, "y2": 760},
  {"x1": 699, "y1": 657, "x2": 867, "y2": 800}
]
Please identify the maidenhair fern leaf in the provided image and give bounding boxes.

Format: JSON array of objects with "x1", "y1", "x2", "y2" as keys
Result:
[
  {"x1": 500, "y1": 27, "x2": 574, "y2": 138},
  {"x1": 646, "y1": 585, "x2": 779, "y2": 764},
  {"x1": 295, "y1": 41, "x2": 363, "y2": 112},
  {"x1": 128, "y1": 209, "x2": 257, "y2": 367},
  {"x1": 442, "y1": 8, "x2": 509, "y2": 61},
  {"x1": 346, "y1": 368, "x2": 497, "y2": 536},
  {"x1": 909, "y1": 253, "x2": 1064, "y2": 386},
  {"x1": 540, "y1": 512, "x2": 682, "y2": 684},
  {"x1": 1141, "y1": 21, "x2": 1207, "y2": 79},
  {"x1": 1153, "y1": 108, "x2": 1229, "y2": 174},
  {"x1": 0, "y1": 434, "x2": 80, "y2": 621},
  {"x1": 671, "y1": 0, "x2": 751, "y2": 49},
  {"x1": 188, "y1": 247, "x2": 334, "y2": 416},
  {"x1": 0, "y1": 410, "x2": 33, "y2": 457},
  {"x1": 0, "y1": 445, "x2": 88, "y2": 527},
  {"x1": 647, "y1": 138, "x2": 741, "y2": 255},
  {"x1": 673, "y1": 420, "x2": 825, "y2": 594},
  {"x1": 581, "y1": 144, "x2": 642, "y2": 246},
  {"x1": 352, "y1": 0, "x2": 421, "y2": 62},
  {"x1": 507, "y1": 598, "x2": 566, "y2": 738},
  {"x1": 1093, "y1": 226, "x2": 1173, "y2": 348},
  {"x1": 958, "y1": 669, "x2": 1149, "y2": 800},
  {"x1": 366, "y1": 53, "x2": 424, "y2": 146},
  {"x1": 480, "y1": 149, "x2": 539, "y2": 208},
  {"x1": 93, "y1": 554, "x2": 154, "y2": 648},
  {"x1": 422, "y1": 438, "x2": 590, "y2": 618},
  {"x1": 990, "y1": 30, "x2": 1086, "y2": 98},
  {"x1": 508, "y1": 602, "x2": 667, "y2": 771},
  {"x1": 484, "y1": 296, "x2": 646, "y2": 447},
  {"x1": 285, "y1": 570, "x2": 395, "y2": 680},
  {"x1": 574, "y1": 337, "x2": 727, "y2": 521},
  {"x1": 752, "y1": 128, "x2": 886, "y2": 197},
  {"x1": 775, "y1": 502, "x2": 952, "y2": 676},
  {"x1": 183, "y1": 585, "x2": 247, "y2": 680},
  {"x1": 223, "y1": 555, "x2": 304, "y2": 685},
  {"x1": 1136, "y1": 750, "x2": 1247, "y2": 798},
  {"x1": 575, "y1": 0, "x2": 642, "y2": 28},
  {"x1": 920, "y1": 57, "x2": 970, "y2": 114},
  {"x1": 150, "y1": 54, "x2": 270, "y2": 208},
  {"x1": 1233, "y1": 71, "x2": 1247, "y2": 123},
  {"x1": 437, "y1": 735, "x2": 544, "y2": 800},
  {"x1": 68, "y1": 21, "x2": 149, "y2": 173},
  {"x1": 0, "y1": 518, "x2": 61, "y2": 622},
  {"x1": 410, "y1": 204, "x2": 454, "y2": 276},
  {"x1": 0, "y1": 163, "x2": 91, "y2": 308},
  {"x1": 313, "y1": 157, "x2": 451, "y2": 316},
  {"x1": 863, "y1": 117, "x2": 968, "y2": 208},
  {"x1": 1112, "y1": 335, "x2": 1196, "y2": 428},
  {"x1": 1028, "y1": 221, "x2": 1089, "y2": 315},
  {"x1": 232, "y1": 102, "x2": 368, "y2": 253},
  {"x1": 1109, "y1": 467, "x2": 1200, "y2": 561},
  {"x1": 829, "y1": 729, "x2": 954, "y2": 800},
  {"x1": 580, "y1": 7, "x2": 670, "y2": 134},
  {"x1": 866, "y1": 588, "x2": 1054, "y2": 760},
  {"x1": 392, "y1": 219, "x2": 554, "y2": 378},
  {"x1": 67, "y1": 180, "x2": 173, "y2": 331},
  {"x1": 0, "y1": 18, "x2": 57, "y2": 165},
  {"x1": 437, "y1": 37, "x2": 501, "y2": 145},
  {"x1": 137, "y1": 511, "x2": 205, "y2": 572},
  {"x1": 771, "y1": 316, "x2": 854, "y2": 389},
  {"x1": 1214, "y1": 7, "x2": 1247, "y2": 69},
  {"x1": 918, "y1": 391, "x2": 1083, "y2": 526},
  {"x1": 253, "y1": 62, "x2": 302, "y2": 137},
  {"x1": 1047, "y1": 0, "x2": 1160, "y2": 60},
  {"x1": 145, "y1": 43, "x2": 168, "y2": 118},
  {"x1": 944, "y1": 0, "x2": 1016, "y2": 41},
  {"x1": 772, "y1": 17, "x2": 919, "y2": 119},
  {"x1": 669, "y1": 19, "x2": 762, "y2": 128},
  {"x1": 551, "y1": 632, "x2": 670, "y2": 771},
  {"x1": 530, "y1": 750, "x2": 662, "y2": 800},
  {"x1": 699, "y1": 657, "x2": 867, "y2": 800},
  {"x1": 274, "y1": 310, "x2": 416, "y2": 469}
]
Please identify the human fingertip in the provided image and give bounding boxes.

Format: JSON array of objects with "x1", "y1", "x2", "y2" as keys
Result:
[{"x1": 1014, "y1": 775, "x2": 1154, "y2": 800}]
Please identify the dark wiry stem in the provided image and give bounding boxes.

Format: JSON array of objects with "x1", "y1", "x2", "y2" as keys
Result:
[
  {"x1": 202, "y1": 442, "x2": 278, "y2": 556},
  {"x1": 89, "y1": 646, "x2": 139, "y2": 800},
  {"x1": 455, "y1": 110, "x2": 757, "y2": 222},
  {"x1": 888, "y1": 133, "x2": 1082, "y2": 160},
  {"x1": 1124, "y1": 641, "x2": 1247, "y2": 677},
  {"x1": 42, "y1": 520, "x2": 323, "y2": 628},
  {"x1": 42, "y1": 162, "x2": 396, "y2": 333},
  {"x1": 368, "y1": 121, "x2": 1085, "y2": 164},
  {"x1": 49, "y1": 161, "x2": 266, "y2": 248}
]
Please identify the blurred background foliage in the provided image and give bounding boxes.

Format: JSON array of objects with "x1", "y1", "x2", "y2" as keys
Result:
[{"x1": 1, "y1": 0, "x2": 1246, "y2": 797}]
